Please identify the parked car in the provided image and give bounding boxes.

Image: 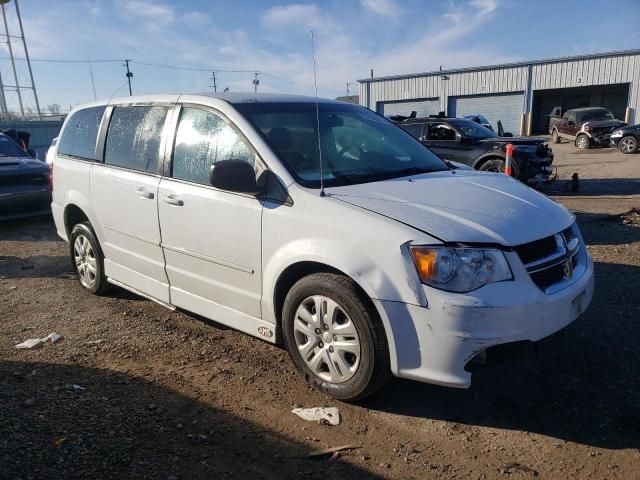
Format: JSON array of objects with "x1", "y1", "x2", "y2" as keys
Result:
[
  {"x1": 51, "y1": 93, "x2": 593, "y2": 401},
  {"x1": 463, "y1": 114, "x2": 493, "y2": 131},
  {"x1": 610, "y1": 124, "x2": 640, "y2": 154},
  {"x1": 0, "y1": 132, "x2": 51, "y2": 220},
  {"x1": 548, "y1": 106, "x2": 626, "y2": 150},
  {"x1": 396, "y1": 117, "x2": 554, "y2": 185}
]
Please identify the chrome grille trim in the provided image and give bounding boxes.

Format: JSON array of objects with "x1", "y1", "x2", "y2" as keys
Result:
[{"x1": 516, "y1": 223, "x2": 584, "y2": 294}]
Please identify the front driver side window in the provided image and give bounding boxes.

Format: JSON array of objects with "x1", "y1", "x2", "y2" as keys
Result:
[
  {"x1": 427, "y1": 123, "x2": 456, "y2": 141},
  {"x1": 172, "y1": 107, "x2": 256, "y2": 185}
]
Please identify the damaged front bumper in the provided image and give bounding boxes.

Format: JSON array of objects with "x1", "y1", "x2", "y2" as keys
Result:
[{"x1": 375, "y1": 250, "x2": 594, "y2": 388}]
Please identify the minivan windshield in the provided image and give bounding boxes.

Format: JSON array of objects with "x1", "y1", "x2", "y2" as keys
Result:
[{"x1": 235, "y1": 102, "x2": 448, "y2": 188}]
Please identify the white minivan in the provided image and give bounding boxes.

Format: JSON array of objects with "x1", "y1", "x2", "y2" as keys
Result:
[{"x1": 51, "y1": 93, "x2": 594, "y2": 400}]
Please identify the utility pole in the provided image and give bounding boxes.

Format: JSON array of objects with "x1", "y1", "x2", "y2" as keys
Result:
[
  {"x1": 124, "y1": 59, "x2": 133, "y2": 96},
  {"x1": 210, "y1": 71, "x2": 217, "y2": 92},
  {"x1": 346, "y1": 82, "x2": 350, "y2": 96},
  {"x1": 87, "y1": 52, "x2": 97, "y2": 100},
  {"x1": 253, "y1": 72, "x2": 260, "y2": 93}
]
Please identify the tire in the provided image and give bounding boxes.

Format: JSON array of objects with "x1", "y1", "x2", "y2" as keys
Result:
[
  {"x1": 551, "y1": 129, "x2": 560, "y2": 144},
  {"x1": 618, "y1": 136, "x2": 638, "y2": 154},
  {"x1": 478, "y1": 157, "x2": 518, "y2": 178},
  {"x1": 576, "y1": 134, "x2": 590, "y2": 150},
  {"x1": 69, "y1": 221, "x2": 110, "y2": 295},
  {"x1": 282, "y1": 272, "x2": 390, "y2": 401}
]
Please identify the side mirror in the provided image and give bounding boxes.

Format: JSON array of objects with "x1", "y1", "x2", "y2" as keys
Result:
[
  {"x1": 209, "y1": 159, "x2": 261, "y2": 195},
  {"x1": 455, "y1": 132, "x2": 463, "y2": 143},
  {"x1": 567, "y1": 120, "x2": 575, "y2": 126}
]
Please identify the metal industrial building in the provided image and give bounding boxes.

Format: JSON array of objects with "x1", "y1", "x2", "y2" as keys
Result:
[{"x1": 359, "y1": 49, "x2": 640, "y2": 135}]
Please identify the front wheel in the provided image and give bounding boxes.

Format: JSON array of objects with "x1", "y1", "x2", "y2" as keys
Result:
[
  {"x1": 576, "y1": 134, "x2": 590, "y2": 150},
  {"x1": 478, "y1": 157, "x2": 519, "y2": 178},
  {"x1": 618, "y1": 136, "x2": 638, "y2": 154},
  {"x1": 282, "y1": 273, "x2": 390, "y2": 401}
]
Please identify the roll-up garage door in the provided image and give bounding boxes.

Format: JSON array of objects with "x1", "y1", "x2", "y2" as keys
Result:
[
  {"x1": 378, "y1": 98, "x2": 440, "y2": 118},
  {"x1": 448, "y1": 93, "x2": 524, "y2": 135}
]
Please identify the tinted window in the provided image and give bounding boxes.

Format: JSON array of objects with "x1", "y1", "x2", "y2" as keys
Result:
[
  {"x1": 426, "y1": 122, "x2": 457, "y2": 141},
  {"x1": 104, "y1": 106, "x2": 168, "y2": 173},
  {"x1": 0, "y1": 135, "x2": 29, "y2": 157},
  {"x1": 401, "y1": 123, "x2": 423, "y2": 139},
  {"x1": 58, "y1": 106, "x2": 105, "y2": 160},
  {"x1": 449, "y1": 119, "x2": 496, "y2": 139},
  {"x1": 172, "y1": 107, "x2": 256, "y2": 185}
]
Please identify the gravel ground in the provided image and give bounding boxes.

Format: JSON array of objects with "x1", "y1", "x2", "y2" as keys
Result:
[{"x1": 1, "y1": 147, "x2": 639, "y2": 479}]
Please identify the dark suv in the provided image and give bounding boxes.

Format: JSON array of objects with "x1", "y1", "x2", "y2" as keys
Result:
[{"x1": 396, "y1": 117, "x2": 554, "y2": 185}]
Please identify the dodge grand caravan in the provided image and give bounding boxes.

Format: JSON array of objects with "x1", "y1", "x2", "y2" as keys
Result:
[{"x1": 51, "y1": 93, "x2": 594, "y2": 401}]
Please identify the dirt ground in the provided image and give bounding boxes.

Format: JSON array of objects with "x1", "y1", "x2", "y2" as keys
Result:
[{"x1": 1, "y1": 143, "x2": 640, "y2": 479}]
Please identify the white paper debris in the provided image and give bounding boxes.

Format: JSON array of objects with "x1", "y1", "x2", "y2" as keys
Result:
[
  {"x1": 15, "y1": 332, "x2": 64, "y2": 349},
  {"x1": 292, "y1": 407, "x2": 340, "y2": 426},
  {"x1": 15, "y1": 338, "x2": 44, "y2": 350}
]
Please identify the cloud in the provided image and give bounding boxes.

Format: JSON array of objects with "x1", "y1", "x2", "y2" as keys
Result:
[{"x1": 360, "y1": 0, "x2": 399, "y2": 17}]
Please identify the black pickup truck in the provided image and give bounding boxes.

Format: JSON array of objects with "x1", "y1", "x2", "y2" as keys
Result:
[{"x1": 395, "y1": 116, "x2": 554, "y2": 185}]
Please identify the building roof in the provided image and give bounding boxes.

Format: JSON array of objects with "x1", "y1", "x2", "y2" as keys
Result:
[{"x1": 358, "y1": 49, "x2": 640, "y2": 83}]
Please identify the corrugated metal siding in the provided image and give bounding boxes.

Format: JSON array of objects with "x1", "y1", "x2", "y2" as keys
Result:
[
  {"x1": 532, "y1": 54, "x2": 640, "y2": 90},
  {"x1": 360, "y1": 52, "x2": 640, "y2": 125},
  {"x1": 378, "y1": 98, "x2": 440, "y2": 117},
  {"x1": 448, "y1": 93, "x2": 524, "y2": 134}
]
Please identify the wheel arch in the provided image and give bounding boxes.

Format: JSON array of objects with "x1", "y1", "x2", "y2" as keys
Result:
[
  {"x1": 273, "y1": 261, "x2": 375, "y2": 330},
  {"x1": 270, "y1": 259, "x2": 400, "y2": 375},
  {"x1": 63, "y1": 204, "x2": 90, "y2": 238},
  {"x1": 472, "y1": 153, "x2": 505, "y2": 169}
]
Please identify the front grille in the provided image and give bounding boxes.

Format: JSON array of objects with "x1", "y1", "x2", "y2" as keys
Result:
[
  {"x1": 514, "y1": 235, "x2": 558, "y2": 264},
  {"x1": 530, "y1": 263, "x2": 565, "y2": 290},
  {"x1": 0, "y1": 173, "x2": 47, "y2": 186},
  {"x1": 515, "y1": 224, "x2": 582, "y2": 293}
]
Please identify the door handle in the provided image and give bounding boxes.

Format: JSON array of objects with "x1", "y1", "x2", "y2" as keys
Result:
[
  {"x1": 136, "y1": 187, "x2": 154, "y2": 199},
  {"x1": 161, "y1": 194, "x2": 184, "y2": 206}
]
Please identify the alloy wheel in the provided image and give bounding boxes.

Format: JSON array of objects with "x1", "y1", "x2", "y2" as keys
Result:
[
  {"x1": 620, "y1": 137, "x2": 636, "y2": 153},
  {"x1": 73, "y1": 234, "x2": 97, "y2": 289},
  {"x1": 293, "y1": 295, "x2": 361, "y2": 383}
]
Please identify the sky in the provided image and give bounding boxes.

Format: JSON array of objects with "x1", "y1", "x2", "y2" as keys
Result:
[{"x1": 0, "y1": 0, "x2": 638, "y2": 115}]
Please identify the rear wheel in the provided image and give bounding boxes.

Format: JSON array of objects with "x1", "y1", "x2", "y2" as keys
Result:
[
  {"x1": 70, "y1": 221, "x2": 110, "y2": 295},
  {"x1": 618, "y1": 136, "x2": 638, "y2": 154},
  {"x1": 576, "y1": 134, "x2": 590, "y2": 150},
  {"x1": 282, "y1": 272, "x2": 390, "y2": 401},
  {"x1": 551, "y1": 129, "x2": 560, "y2": 144}
]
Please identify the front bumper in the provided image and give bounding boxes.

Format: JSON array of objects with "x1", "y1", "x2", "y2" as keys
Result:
[{"x1": 375, "y1": 249, "x2": 594, "y2": 388}]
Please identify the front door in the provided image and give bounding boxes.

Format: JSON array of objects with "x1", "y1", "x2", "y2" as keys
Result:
[
  {"x1": 158, "y1": 105, "x2": 263, "y2": 322},
  {"x1": 423, "y1": 122, "x2": 470, "y2": 163},
  {"x1": 91, "y1": 105, "x2": 171, "y2": 303}
]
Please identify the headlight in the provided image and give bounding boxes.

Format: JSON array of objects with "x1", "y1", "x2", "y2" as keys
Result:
[
  {"x1": 610, "y1": 129, "x2": 623, "y2": 138},
  {"x1": 410, "y1": 246, "x2": 512, "y2": 293}
]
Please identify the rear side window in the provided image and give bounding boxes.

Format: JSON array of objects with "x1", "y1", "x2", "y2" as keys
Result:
[
  {"x1": 104, "y1": 106, "x2": 168, "y2": 173},
  {"x1": 400, "y1": 123, "x2": 423, "y2": 139},
  {"x1": 172, "y1": 107, "x2": 256, "y2": 185},
  {"x1": 58, "y1": 106, "x2": 105, "y2": 160}
]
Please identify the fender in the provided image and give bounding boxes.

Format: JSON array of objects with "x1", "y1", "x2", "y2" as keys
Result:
[
  {"x1": 63, "y1": 190, "x2": 100, "y2": 238},
  {"x1": 261, "y1": 240, "x2": 410, "y2": 376}
]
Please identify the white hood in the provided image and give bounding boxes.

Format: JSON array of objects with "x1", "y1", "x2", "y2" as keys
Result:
[{"x1": 327, "y1": 170, "x2": 574, "y2": 246}]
